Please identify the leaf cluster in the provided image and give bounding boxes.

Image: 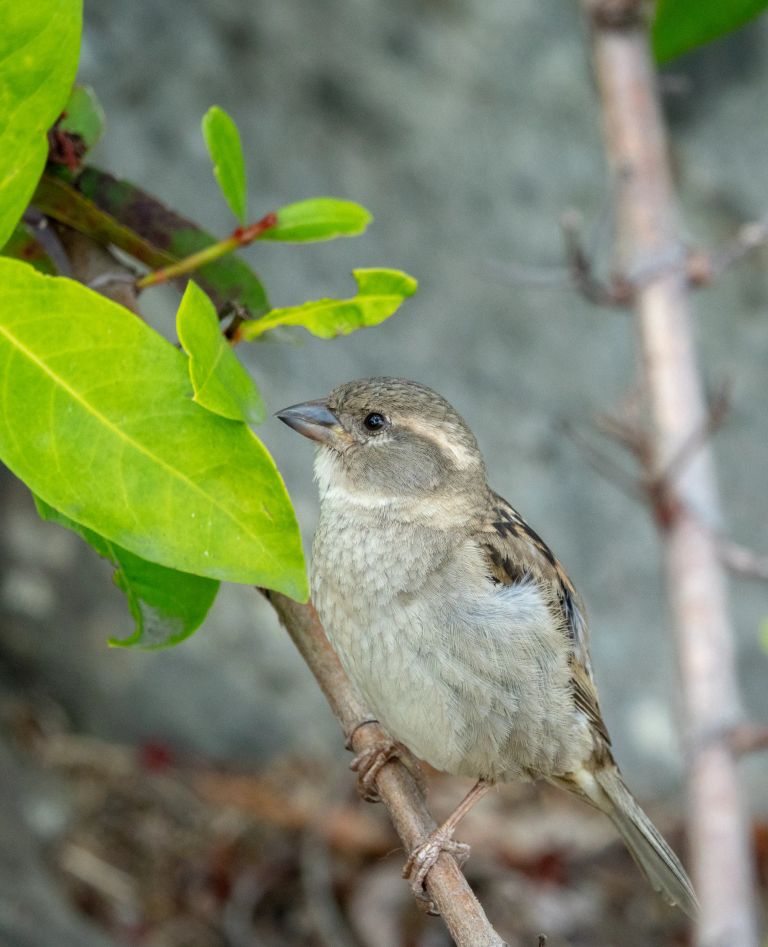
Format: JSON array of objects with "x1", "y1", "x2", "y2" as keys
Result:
[{"x1": 0, "y1": 2, "x2": 417, "y2": 647}]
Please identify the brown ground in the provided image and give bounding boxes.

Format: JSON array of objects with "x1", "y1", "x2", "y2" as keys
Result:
[{"x1": 4, "y1": 696, "x2": 766, "y2": 947}]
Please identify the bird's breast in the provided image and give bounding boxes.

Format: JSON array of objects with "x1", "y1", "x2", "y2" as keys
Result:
[{"x1": 312, "y1": 499, "x2": 590, "y2": 780}]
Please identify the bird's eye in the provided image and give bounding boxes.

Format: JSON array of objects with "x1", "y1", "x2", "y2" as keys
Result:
[{"x1": 363, "y1": 412, "x2": 386, "y2": 432}]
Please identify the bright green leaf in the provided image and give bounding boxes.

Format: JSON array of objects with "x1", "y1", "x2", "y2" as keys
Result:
[
  {"x1": 58, "y1": 85, "x2": 105, "y2": 151},
  {"x1": 0, "y1": 258, "x2": 307, "y2": 601},
  {"x1": 653, "y1": 0, "x2": 768, "y2": 63},
  {"x1": 242, "y1": 268, "x2": 417, "y2": 341},
  {"x1": 263, "y1": 198, "x2": 372, "y2": 242},
  {"x1": 35, "y1": 496, "x2": 219, "y2": 649},
  {"x1": 177, "y1": 281, "x2": 266, "y2": 425},
  {"x1": 1, "y1": 222, "x2": 57, "y2": 275},
  {"x1": 202, "y1": 106, "x2": 248, "y2": 224},
  {"x1": 0, "y1": 1, "x2": 82, "y2": 247}
]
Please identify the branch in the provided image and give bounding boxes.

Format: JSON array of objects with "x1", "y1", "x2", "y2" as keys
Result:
[
  {"x1": 583, "y1": 6, "x2": 759, "y2": 947},
  {"x1": 492, "y1": 207, "x2": 768, "y2": 307},
  {"x1": 263, "y1": 592, "x2": 507, "y2": 947}
]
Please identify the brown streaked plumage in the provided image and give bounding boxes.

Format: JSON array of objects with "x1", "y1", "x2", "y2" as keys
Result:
[{"x1": 278, "y1": 377, "x2": 697, "y2": 915}]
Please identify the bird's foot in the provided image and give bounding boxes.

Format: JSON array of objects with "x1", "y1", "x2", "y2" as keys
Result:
[
  {"x1": 349, "y1": 739, "x2": 403, "y2": 803},
  {"x1": 403, "y1": 827, "x2": 471, "y2": 907}
]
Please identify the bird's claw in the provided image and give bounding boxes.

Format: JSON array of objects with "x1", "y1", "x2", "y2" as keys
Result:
[
  {"x1": 403, "y1": 828, "x2": 471, "y2": 912},
  {"x1": 349, "y1": 740, "x2": 402, "y2": 802}
]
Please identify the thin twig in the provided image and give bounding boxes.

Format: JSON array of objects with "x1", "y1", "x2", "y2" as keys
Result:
[
  {"x1": 493, "y1": 207, "x2": 768, "y2": 305},
  {"x1": 136, "y1": 212, "x2": 277, "y2": 289},
  {"x1": 717, "y1": 538, "x2": 768, "y2": 583},
  {"x1": 560, "y1": 209, "x2": 634, "y2": 305},
  {"x1": 560, "y1": 420, "x2": 645, "y2": 503},
  {"x1": 568, "y1": 416, "x2": 768, "y2": 586},
  {"x1": 687, "y1": 217, "x2": 768, "y2": 286},
  {"x1": 728, "y1": 724, "x2": 768, "y2": 757}
]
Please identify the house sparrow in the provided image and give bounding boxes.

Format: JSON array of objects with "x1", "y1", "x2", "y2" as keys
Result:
[{"x1": 278, "y1": 377, "x2": 696, "y2": 915}]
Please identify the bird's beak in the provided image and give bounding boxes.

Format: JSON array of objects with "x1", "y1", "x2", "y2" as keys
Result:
[{"x1": 276, "y1": 399, "x2": 345, "y2": 446}]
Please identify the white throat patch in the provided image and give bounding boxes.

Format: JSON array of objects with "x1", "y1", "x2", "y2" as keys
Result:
[{"x1": 313, "y1": 447, "x2": 395, "y2": 508}]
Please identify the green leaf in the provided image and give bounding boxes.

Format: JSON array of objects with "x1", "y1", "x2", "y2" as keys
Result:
[
  {"x1": 242, "y1": 268, "x2": 417, "y2": 340},
  {"x1": 58, "y1": 85, "x2": 105, "y2": 151},
  {"x1": 263, "y1": 198, "x2": 372, "y2": 243},
  {"x1": 0, "y1": 1, "x2": 82, "y2": 248},
  {"x1": 177, "y1": 281, "x2": 266, "y2": 425},
  {"x1": 202, "y1": 106, "x2": 248, "y2": 224},
  {"x1": 0, "y1": 258, "x2": 307, "y2": 601},
  {"x1": 653, "y1": 0, "x2": 768, "y2": 63},
  {"x1": 1, "y1": 222, "x2": 57, "y2": 275},
  {"x1": 35, "y1": 496, "x2": 219, "y2": 649}
]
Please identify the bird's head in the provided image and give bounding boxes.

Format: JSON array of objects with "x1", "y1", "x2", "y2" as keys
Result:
[{"x1": 277, "y1": 377, "x2": 485, "y2": 502}]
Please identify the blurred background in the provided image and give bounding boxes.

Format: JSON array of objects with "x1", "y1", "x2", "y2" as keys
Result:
[{"x1": 1, "y1": 1, "x2": 767, "y2": 944}]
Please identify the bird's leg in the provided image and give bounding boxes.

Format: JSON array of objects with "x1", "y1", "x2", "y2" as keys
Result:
[
  {"x1": 403, "y1": 779, "x2": 491, "y2": 902},
  {"x1": 346, "y1": 718, "x2": 423, "y2": 803},
  {"x1": 350, "y1": 739, "x2": 403, "y2": 802}
]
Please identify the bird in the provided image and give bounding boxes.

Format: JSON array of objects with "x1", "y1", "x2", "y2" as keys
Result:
[{"x1": 277, "y1": 376, "x2": 697, "y2": 915}]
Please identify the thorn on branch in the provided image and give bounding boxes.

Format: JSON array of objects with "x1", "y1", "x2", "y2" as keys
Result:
[
  {"x1": 659, "y1": 382, "x2": 730, "y2": 485},
  {"x1": 687, "y1": 218, "x2": 768, "y2": 287},
  {"x1": 718, "y1": 538, "x2": 768, "y2": 583},
  {"x1": 567, "y1": 384, "x2": 730, "y2": 531},
  {"x1": 560, "y1": 211, "x2": 634, "y2": 306},
  {"x1": 559, "y1": 420, "x2": 644, "y2": 504},
  {"x1": 728, "y1": 724, "x2": 768, "y2": 757}
]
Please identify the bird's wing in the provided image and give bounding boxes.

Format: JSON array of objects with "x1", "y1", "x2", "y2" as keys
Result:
[{"x1": 477, "y1": 490, "x2": 612, "y2": 750}]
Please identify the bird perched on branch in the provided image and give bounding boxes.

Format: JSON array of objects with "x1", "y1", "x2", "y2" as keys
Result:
[{"x1": 278, "y1": 377, "x2": 696, "y2": 915}]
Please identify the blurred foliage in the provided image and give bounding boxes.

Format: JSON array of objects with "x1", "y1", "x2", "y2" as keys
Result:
[{"x1": 653, "y1": 0, "x2": 768, "y2": 63}]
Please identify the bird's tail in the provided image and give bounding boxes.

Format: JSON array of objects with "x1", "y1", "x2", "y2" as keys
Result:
[{"x1": 567, "y1": 765, "x2": 698, "y2": 917}]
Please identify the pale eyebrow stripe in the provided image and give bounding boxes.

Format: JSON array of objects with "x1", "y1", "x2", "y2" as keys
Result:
[{"x1": 397, "y1": 417, "x2": 478, "y2": 469}]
